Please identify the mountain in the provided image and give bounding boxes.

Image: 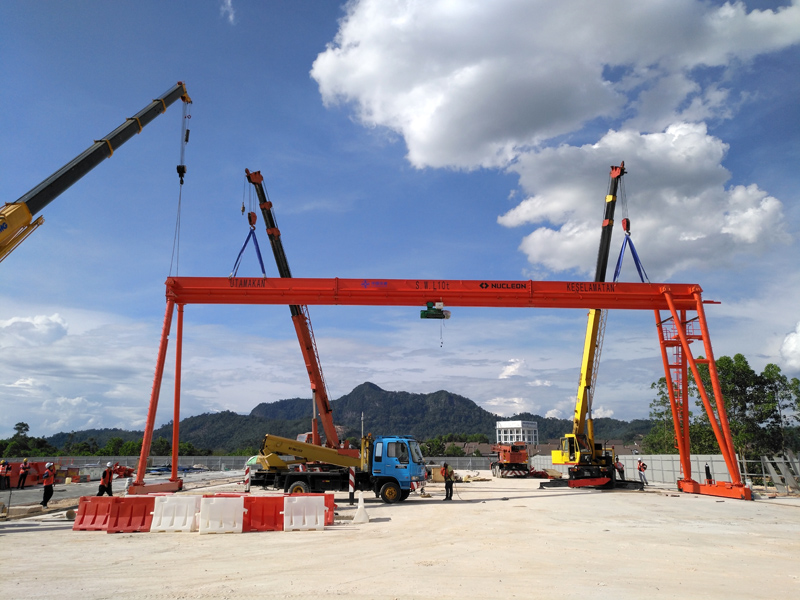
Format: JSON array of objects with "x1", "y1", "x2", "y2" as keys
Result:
[
  {"x1": 45, "y1": 382, "x2": 652, "y2": 453},
  {"x1": 251, "y1": 382, "x2": 500, "y2": 440}
]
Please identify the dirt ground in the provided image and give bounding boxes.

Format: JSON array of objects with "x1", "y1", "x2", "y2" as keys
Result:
[{"x1": 1, "y1": 471, "x2": 798, "y2": 599}]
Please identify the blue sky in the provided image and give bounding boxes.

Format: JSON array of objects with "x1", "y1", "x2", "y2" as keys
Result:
[{"x1": 1, "y1": 1, "x2": 799, "y2": 438}]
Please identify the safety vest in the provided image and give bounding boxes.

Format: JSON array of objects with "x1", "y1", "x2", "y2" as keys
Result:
[
  {"x1": 101, "y1": 468, "x2": 113, "y2": 485},
  {"x1": 19, "y1": 463, "x2": 30, "y2": 475},
  {"x1": 43, "y1": 467, "x2": 55, "y2": 486},
  {"x1": 441, "y1": 466, "x2": 453, "y2": 481},
  {"x1": 637, "y1": 462, "x2": 646, "y2": 472},
  {"x1": 0, "y1": 464, "x2": 7, "y2": 475}
]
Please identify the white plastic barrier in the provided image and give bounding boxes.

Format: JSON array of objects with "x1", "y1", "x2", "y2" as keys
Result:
[
  {"x1": 150, "y1": 495, "x2": 201, "y2": 533},
  {"x1": 198, "y1": 496, "x2": 244, "y2": 534},
  {"x1": 282, "y1": 496, "x2": 326, "y2": 531}
]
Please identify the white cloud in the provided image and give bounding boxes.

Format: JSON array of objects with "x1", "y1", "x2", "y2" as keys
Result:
[
  {"x1": 0, "y1": 314, "x2": 68, "y2": 347},
  {"x1": 545, "y1": 409, "x2": 562, "y2": 419},
  {"x1": 312, "y1": 1, "x2": 798, "y2": 278},
  {"x1": 527, "y1": 379, "x2": 552, "y2": 387},
  {"x1": 593, "y1": 406, "x2": 615, "y2": 419},
  {"x1": 312, "y1": 0, "x2": 800, "y2": 169},
  {"x1": 484, "y1": 396, "x2": 528, "y2": 417},
  {"x1": 220, "y1": 0, "x2": 235, "y2": 25},
  {"x1": 501, "y1": 124, "x2": 790, "y2": 278},
  {"x1": 499, "y1": 358, "x2": 524, "y2": 379},
  {"x1": 40, "y1": 396, "x2": 103, "y2": 432},
  {"x1": 780, "y1": 321, "x2": 800, "y2": 370}
]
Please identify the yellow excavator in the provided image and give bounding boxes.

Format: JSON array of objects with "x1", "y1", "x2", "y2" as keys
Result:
[
  {"x1": 0, "y1": 82, "x2": 191, "y2": 263},
  {"x1": 547, "y1": 162, "x2": 642, "y2": 490}
]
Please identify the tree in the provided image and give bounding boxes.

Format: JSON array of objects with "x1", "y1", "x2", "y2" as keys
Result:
[
  {"x1": 761, "y1": 363, "x2": 797, "y2": 454},
  {"x1": 683, "y1": 354, "x2": 799, "y2": 458},
  {"x1": 179, "y1": 441, "x2": 210, "y2": 456},
  {"x1": 420, "y1": 437, "x2": 445, "y2": 456},
  {"x1": 99, "y1": 437, "x2": 124, "y2": 456},
  {"x1": 151, "y1": 437, "x2": 171, "y2": 456},
  {"x1": 13, "y1": 422, "x2": 30, "y2": 438},
  {"x1": 3, "y1": 440, "x2": 24, "y2": 458},
  {"x1": 119, "y1": 440, "x2": 142, "y2": 456},
  {"x1": 444, "y1": 443, "x2": 465, "y2": 457},
  {"x1": 641, "y1": 378, "x2": 678, "y2": 454}
]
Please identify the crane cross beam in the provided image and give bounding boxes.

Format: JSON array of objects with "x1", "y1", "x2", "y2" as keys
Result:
[{"x1": 164, "y1": 276, "x2": 705, "y2": 311}]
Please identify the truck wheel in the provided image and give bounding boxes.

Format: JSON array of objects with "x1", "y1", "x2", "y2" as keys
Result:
[
  {"x1": 379, "y1": 482, "x2": 401, "y2": 503},
  {"x1": 399, "y1": 489, "x2": 411, "y2": 501},
  {"x1": 288, "y1": 481, "x2": 310, "y2": 494}
]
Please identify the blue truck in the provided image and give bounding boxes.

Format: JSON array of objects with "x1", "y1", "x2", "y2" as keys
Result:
[{"x1": 250, "y1": 433, "x2": 428, "y2": 503}]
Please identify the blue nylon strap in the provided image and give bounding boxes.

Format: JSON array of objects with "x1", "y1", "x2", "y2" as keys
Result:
[
  {"x1": 250, "y1": 229, "x2": 267, "y2": 277},
  {"x1": 613, "y1": 234, "x2": 650, "y2": 283},
  {"x1": 627, "y1": 235, "x2": 650, "y2": 283},
  {"x1": 230, "y1": 229, "x2": 267, "y2": 278}
]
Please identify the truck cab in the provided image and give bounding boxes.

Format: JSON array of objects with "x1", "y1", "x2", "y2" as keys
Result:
[{"x1": 367, "y1": 435, "x2": 427, "y2": 501}]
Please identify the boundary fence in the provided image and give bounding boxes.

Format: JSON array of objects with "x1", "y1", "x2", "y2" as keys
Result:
[{"x1": 1, "y1": 456, "x2": 247, "y2": 472}]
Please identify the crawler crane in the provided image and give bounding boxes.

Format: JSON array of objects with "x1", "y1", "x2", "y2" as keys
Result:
[{"x1": 548, "y1": 162, "x2": 642, "y2": 490}]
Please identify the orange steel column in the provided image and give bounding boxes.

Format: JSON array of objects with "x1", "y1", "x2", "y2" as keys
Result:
[
  {"x1": 693, "y1": 291, "x2": 743, "y2": 485},
  {"x1": 662, "y1": 291, "x2": 739, "y2": 482},
  {"x1": 170, "y1": 303, "x2": 184, "y2": 483},
  {"x1": 678, "y1": 310, "x2": 691, "y2": 463},
  {"x1": 134, "y1": 299, "x2": 175, "y2": 486},
  {"x1": 654, "y1": 309, "x2": 692, "y2": 481}
]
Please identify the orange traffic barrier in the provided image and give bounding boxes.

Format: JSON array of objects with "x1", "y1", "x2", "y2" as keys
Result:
[
  {"x1": 243, "y1": 496, "x2": 284, "y2": 532},
  {"x1": 72, "y1": 496, "x2": 115, "y2": 531},
  {"x1": 106, "y1": 496, "x2": 156, "y2": 534}
]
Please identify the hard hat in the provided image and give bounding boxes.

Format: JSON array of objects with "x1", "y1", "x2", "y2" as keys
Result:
[
  {"x1": 23, "y1": 458, "x2": 28, "y2": 462},
  {"x1": 46, "y1": 462, "x2": 54, "y2": 468},
  {"x1": 637, "y1": 457, "x2": 642, "y2": 461},
  {"x1": 107, "y1": 462, "x2": 113, "y2": 468}
]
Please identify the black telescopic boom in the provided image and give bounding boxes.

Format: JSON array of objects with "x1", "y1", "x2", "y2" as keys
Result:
[
  {"x1": 15, "y1": 82, "x2": 189, "y2": 216},
  {"x1": 245, "y1": 169, "x2": 302, "y2": 319},
  {"x1": 593, "y1": 162, "x2": 625, "y2": 282}
]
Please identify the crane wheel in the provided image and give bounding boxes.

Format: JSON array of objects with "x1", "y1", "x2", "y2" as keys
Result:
[
  {"x1": 288, "y1": 481, "x2": 310, "y2": 494},
  {"x1": 379, "y1": 482, "x2": 401, "y2": 504}
]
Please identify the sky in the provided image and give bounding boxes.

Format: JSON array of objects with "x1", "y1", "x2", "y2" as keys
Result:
[{"x1": 1, "y1": 0, "x2": 799, "y2": 439}]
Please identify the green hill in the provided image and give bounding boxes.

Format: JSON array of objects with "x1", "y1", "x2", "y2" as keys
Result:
[{"x1": 43, "y1": 382, "x2": 652, "y2": 453}]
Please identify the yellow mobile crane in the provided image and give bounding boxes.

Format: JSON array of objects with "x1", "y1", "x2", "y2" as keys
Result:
[
  {"x1": 548, "y1": 162, "x2": 642, "y2": 490},
  {"x1": 0, "y1": 82, "x2": 191, "y2": 263}
]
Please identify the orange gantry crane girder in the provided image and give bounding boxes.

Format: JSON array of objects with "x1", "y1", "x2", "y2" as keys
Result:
[{"x1": 130, "y1": 276, "x2": 750, "y2": 501}]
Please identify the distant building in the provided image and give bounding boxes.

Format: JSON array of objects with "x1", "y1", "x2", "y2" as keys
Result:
[{"x1": 495, "y1": 420, "x2": 538, "y2": 446}]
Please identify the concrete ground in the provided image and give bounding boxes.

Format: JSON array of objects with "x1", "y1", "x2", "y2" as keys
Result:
[{"x1": 1, "y1": 470, "x2": 798, "y2": 599}]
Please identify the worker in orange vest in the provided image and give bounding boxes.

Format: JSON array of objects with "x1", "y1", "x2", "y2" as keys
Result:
[
  {"x1": 17, "y1": 458, "x2": 31, "y2": 489},
  {"x1": 0, "y1": 460, "x2": 9, "y2": 490},
  {"x1": 637, "y1": 457, "x2": 648, "y2": 486},
  {"x1": 41, "y1": 462, "x2": 55, "y2": 508},
  {"x1": 97, "y1": 462, "x2": 114, "y2": 496},
  {"x1": 614, "y1": 457, "x2": 625, "y2": 481},
  {"x1": 441, "y1": 462, "x2": 455, "y2": 501}
]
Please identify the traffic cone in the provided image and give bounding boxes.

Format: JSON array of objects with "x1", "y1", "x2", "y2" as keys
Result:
[{"x1": 352, "y1": 491, "x2": 370, "y2": 524}]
